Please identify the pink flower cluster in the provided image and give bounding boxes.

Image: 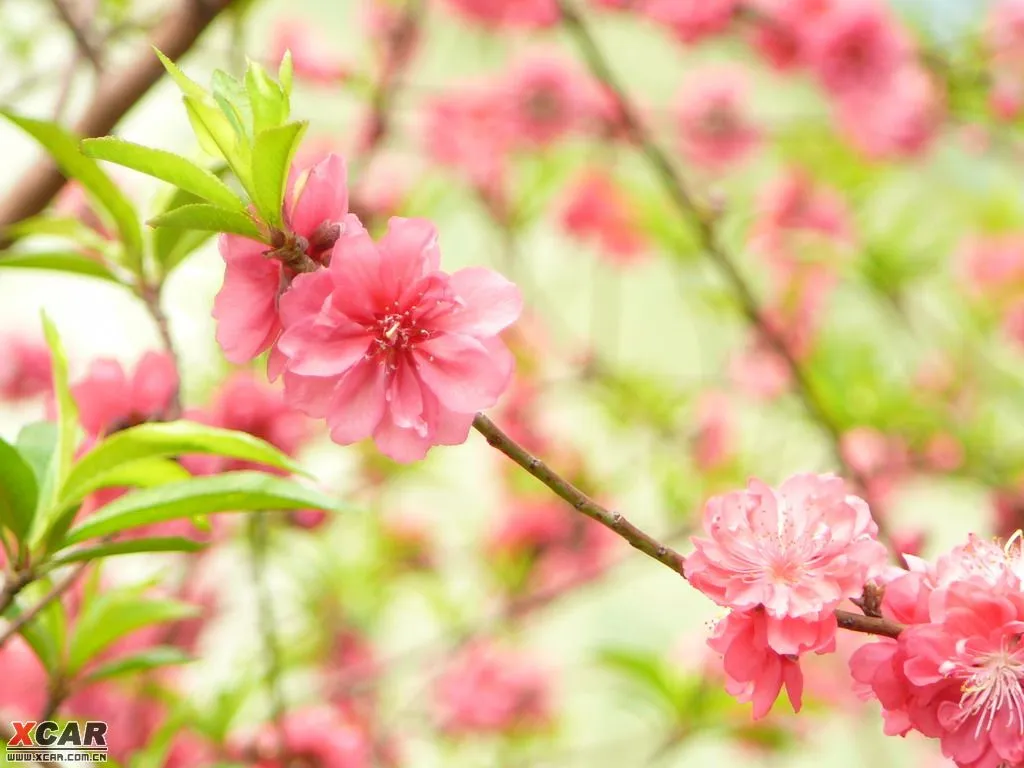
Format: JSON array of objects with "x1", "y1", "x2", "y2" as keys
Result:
[
  {"x1": 213, "y1": 152, "x2": 522, "y2": 462},
  {"x1": 433, "y1": 641, "x2": 554, "y2": 735},
  {"x1": 687, "y1": 473, "x2": 889, "y2": 718},
  {"x1": 851, "y1": 535, "x2": 1024, "y2": 768},
  {"x1": 0, "y1": 336, "x2": 51, "y2": 401}
]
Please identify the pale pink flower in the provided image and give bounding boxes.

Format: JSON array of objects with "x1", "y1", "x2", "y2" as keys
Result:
[
  {"x1": 0, "y1": 336, "x2": 51, "y2": 400},
  {"x1": 276, "y1": 215, "x2": 521, "y2": 462},
  {"x1": 806, "y1": 1, "x2": 908, "y2": 97},
  {"x1": 960, "y1": 235, "x2": 1024, "y2": 298},
  {"x1": 729, "y1": 340, "x2": 792, "y2": 400},
  {"x1": 692, "y1": 391, "x2": 735, "y2": 472},
  {"x1": 0, "y1": 636, "x2": 47, "y2": 719},
  {"x1": 988, "y1": 0, "x2": 1024, "y2": 69},
  {"x1": 268, "y1": 20, "x2": 350, "y2": 85},
  {"x1": 434, "y1": 642, "x2": 554, "y2": 735},
  {"x1": 559, "y1": 170, "x2": 648, "y2": 264},
  {"x1": 213, "y1": 153, "x2": 349, "y2": 368},
  {"x1": 687, "y1": 474, "x2": 888, "y2": 627},
  {"x1": 71, "y1": 352, "x2": 178, "y2": 438},
  {"x1": 708, "y1": 608, "x2": 814, "y2": 719},
  {"x1": 422, "y1": 86, "x2": 515, "y2": 193},
  {"x1": 251, "y1": 706, "x2": 372, "y2": 768},
  {"x1": 745, "y1": 0, "x2": 837, "y2": 70},
  {"x1": 990, "y1": 77, "x2": 1024, "y2": 121},
  {"x1": 438, "y1": 0, "x2": 558, "y2": 29},
  {"x1": 503, "y1": 55, "x2": 593, "y2": 147},
  {"x1": 834, "y1": 65, "x2": 942, "y2": 160},
  {"x1": 923, "y1": 433, "x2": 965, "y2": 473},
  {"x1": 675, "y1": 67, "x2": 760, "y2": 169},
  {"x1": 641, "y1": 0, "x2": 737, "y2": 44}
]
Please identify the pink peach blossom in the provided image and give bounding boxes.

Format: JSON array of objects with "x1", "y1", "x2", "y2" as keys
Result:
[
  {"x1": 268, "y1": 20, "x2": 350, "y2": 85},
  {"x1": 559, "y1": 170, "x2": 648, "y2": 263},
  {"x1": 806, "y1": 1, "x2": 908, "y2": 97},
  {"x1": 642, "y1": 0, "x2": 738, "y2": 44},
  {"x1": 438, "y1": 0, "x2": 558, "y2": 29},
  {"x1": 434, "y1": 642, "x2": 554, "y2": 735},
  {"x1": 692, "y1": 391, "x2": 735, "y2": 472},
  {"x1": 251, "y1": 706, "x2": 372, "y2": 768},
  {"x1": 423, "y1": 86, "x2": 515, "y2": 193},
  {"x1": 503, "y1": 55, "x2": 593, "y2": 147},
  {"x1": 708, "y1": 608, "x2": 816, "y2": 719},
  {"x1": 71, "y1": 352, "x2": 178, "y2": 438},
  {"x1": 276, "y1": 215, "x2": 521, "y2": 462},
  {"x1": 0, "y1": 636, "x2": 48, "y2": 719},
  {"x1": 687, "y1": 474, "x2": 888, "y2": 629},
  {"x1": 0, "y1": 336, "x2": 51, "y2": 400},
  {"x1": 213, "y1": 153, "x2": 349, "y2": 368},
  {"x1": 675, "y1": 67, "x2": 760, "y2": 169}
]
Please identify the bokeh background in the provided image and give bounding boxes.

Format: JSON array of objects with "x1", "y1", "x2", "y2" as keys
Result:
[{"x1": 0, "y1": 0, "x2": 1019, "y2": 765}]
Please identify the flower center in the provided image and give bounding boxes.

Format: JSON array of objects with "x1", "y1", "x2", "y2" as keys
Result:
[
  {"x1": 952, "y1": 638, "x2": 1024, "y2": 737},
  {"x1": 368, "y1": 304, "x2": 434, "y2": 372}
]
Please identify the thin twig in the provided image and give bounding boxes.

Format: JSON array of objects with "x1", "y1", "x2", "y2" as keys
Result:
[
  {"x1": 472, "y1": 413, "x2": 905, "y2": 639},
  {"x1": 0, "y1": 562, "x2": 90, "y2": 651},
  {"x1": 136, "y1": 283, "x2": 182, "y2": 419},
  {"x1": 49, "y1": 0, "x2": 103, "y2": 71}
]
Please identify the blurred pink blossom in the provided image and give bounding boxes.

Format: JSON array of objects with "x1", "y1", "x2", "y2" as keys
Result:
[
  {"x1": 268, "y1": 21, "x2": 350, "y2": 85},
  {"x1": 675, "y1": 67, "x2": 760, "y2": 169},
  {"x1": 71, "y1": 351, "x2": 178, "y2": 438},
  {"x1": 0, "y1": 336, "x2": 51, "y2": 401},
  {"x1": 560, "y1": 170, "x2": 648, "y2": 264}
]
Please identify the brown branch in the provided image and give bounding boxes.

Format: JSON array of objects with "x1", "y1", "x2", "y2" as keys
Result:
[
  {"x1": 473, "y1": 413, "x2": 906, "y2": 639},
  {"x1": 0, "y1": 0, "x2": 238, "y2": 242},
  {"x1": 473, "y1": 413, "x2": 687, "y2": 575}
]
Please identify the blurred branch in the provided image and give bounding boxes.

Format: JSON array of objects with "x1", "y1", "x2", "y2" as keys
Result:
[
  {"x1": 555, "y1": 0, "x2": 905, "y2": 558},
  {"x1": 0, "y1": 561, "x2": 89, "y2": 652},
  {"x1": 0, "y1": 0, "x2": 239, "y2": 244},
  {"x1": 350, "y1": 0, "x2": 426, "y2": 217},
  {"x1": 49, "y1": 0, "x2": 103, "y2": 71},
  {"x1": 473, "y1": 413, "x2": 904, "y2": 639},
  {"x1": 136, "y1": 283, "x2": 182, "y2": 420}
]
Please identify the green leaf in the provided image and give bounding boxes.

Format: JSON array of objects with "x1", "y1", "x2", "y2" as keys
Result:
[
  {"x1": 81, "y1": 138, "x2": 244, "y2": 212},
  {"x1": 35, "y1": 314, "x2": 79, "y2": 534},
  {"x1": 68, "y1": 590, "x2": 198, "y2": 673},
  {"x1": 61, "y1": 472, "x2": 343, "y2": 546},
  {"x1": 0, "y1": 250, "x2": 121, "y2": 282},
  {"x1": 153, "y1": 48, "x2": 207, "y2": 101},
  {"x1": 245, "y1": 61, "x2": 288, "y2": 136},
  {"x1": 278, "y1": 51, "x2": 294, "y2": 100},
  {"x1": 15, "y1": 422, "x2": 58, "y2": 494},
  {"x1": 0, "y1": 111, "x2": 144, "y2": 269},
  {"x1": 250, "y1": 122, "x2": 307, "y2": 228},
  {"x1": 148, "y1": 204, "x2": 262, "y2": 240},
  {"x1": 0, "y1": 438, "x2": 39, "y2": 542},
  {"x1": 60, "y1": 421, "x2": 304, "y2": 504},
  {"x1": 211, "y1": 70, "x2": 253, "y2": 142},
  {"x1": 85, "y1": 645, "x2": 193, "y2": 683},
  {"x1": 183, "y1": 96, "x2": 252, "y2": 192},
  {"x1": 51, "y1": 537, "x2": 206, "y2": 567},
  {"x1": 5, "y1": 215, "x2": 115, "y2": 252},
  {"x1": 152, "y1": 187, "x2": 217, "y2": 276}
]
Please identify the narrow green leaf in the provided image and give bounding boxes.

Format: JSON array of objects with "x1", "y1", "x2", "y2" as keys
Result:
[
  {"x1": 0, "y1": 250, "x2": 121, "y2": 282},
  {"x1": 51, "y1": 537, "x2": 205, "y2": 567},
  {"x1": 153, "y1": 187, "x2": 216, "y2": 275},
  {"x1": 245, "y1": 61, "x2": 287, "y2": 136},
  {"x1": 62, "y1": 472, "x2": 343, "y2": 546},
  {"x1": 81, "y1": 138, "x2": 244, "y2": 212},
  {"x1": 60, "y1": 421, "x2": 304, "y2": 503},
  {"x1": 251, "y1": 122, "x2": 307, "y2": 228},
  {"x1": 59, "y1": 456, "x2": 192, "y2": 506},
  {"x1": 37, "y1": 314, "x2": 79, "y2": 522},
  {"x1": 15, "y1": 422, "x2": 58, "y2": 496},
  {"x1": 183, "y1": 96, "x2": 253, "y2": 192},
  {"x1": 0, "y1": 439, "x2": 38, "y2": 542},
  {"x1": 0, "y1": 111, "x2": 143, "y2": 269},
  {"x1": 69, "y1": 591, "x2": 198, "y2": 673},
  {"x1": 153, "y1": 48, "x2": 207, "y2": 100},
  {"x1": 278, "y1": 51, "x2": 293, "y2": 100},
  {"x1": 85, "y1": 646, "x2": 193, "y2": 683},
  {"x1": 148, "y1": 204, "x2": 262, "y2": 240},
  {"x1": 5, "y1": 215, "x2": 114, "y2": 252}
]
